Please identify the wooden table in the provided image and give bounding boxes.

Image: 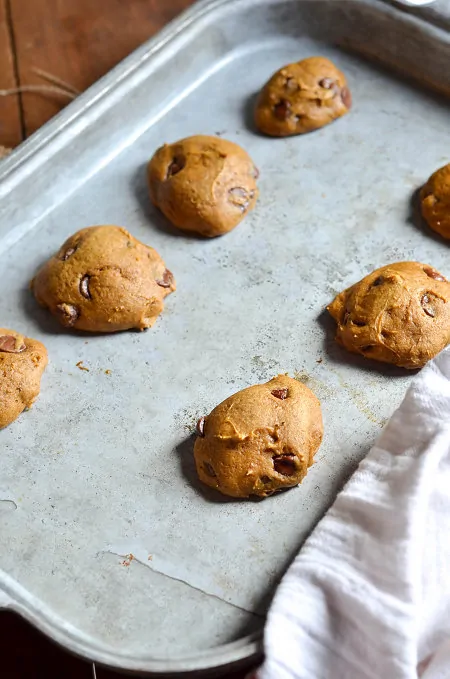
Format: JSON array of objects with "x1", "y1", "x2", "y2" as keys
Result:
[
  {"x1": 0, "y1": 1, "x2": 253, "y2": 676},
  {"x1": 0, "y1": 0, "x2": 196, "y2": 148}
]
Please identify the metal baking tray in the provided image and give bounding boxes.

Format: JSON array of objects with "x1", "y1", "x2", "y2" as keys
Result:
[{"x1": 1, "y1": 0, "x2": 450, "y2": 675}]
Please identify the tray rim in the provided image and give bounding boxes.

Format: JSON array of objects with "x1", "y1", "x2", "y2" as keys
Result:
[{"x1": 1, "y1": 0, "x2": 449, "y2": 674}]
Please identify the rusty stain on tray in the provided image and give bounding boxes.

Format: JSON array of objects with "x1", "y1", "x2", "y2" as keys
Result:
[
  {"x1": 294, "y1": 371, "x2": 335, "y2": 400},
  {"x1": 328, "y1": 367, "x2": 381, "y2": 424},
  {"x1": 295, "y1": 368, "x2": 382, "y2": 424}
]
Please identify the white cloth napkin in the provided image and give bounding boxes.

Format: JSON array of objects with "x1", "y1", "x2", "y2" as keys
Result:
[{"x1": 256, "y1": 348, "x2": 450, "y2": 679}]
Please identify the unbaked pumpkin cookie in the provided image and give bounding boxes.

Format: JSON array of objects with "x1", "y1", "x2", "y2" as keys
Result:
[
  {"x1": 194, "y1": 375, "x2": 323, "y2": 499},
  {"x1": 0, "y1": 328, "x2": 48, "y2": 429},
  {"x1": 327, "y1": 262, "x2": 450, "y2": 369},
  {"x1": 147, "y1": 135, "x2": 259, "y2": 237},
  {"x1": 420, "y1": 163, "x2": 450, "y2": 239},
  {"x1": 31, "y1": 225, "x2": 175, "y2": 332},
  {"x1": 255, "y1": 56, "x2": 351, "y2": 136}
]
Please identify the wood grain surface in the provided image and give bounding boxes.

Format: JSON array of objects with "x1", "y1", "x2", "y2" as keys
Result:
[
  {"x1": 1, "y1": 0, "x2": 253, "y2": 676},
  {"x1": 0, "y1": 0, "x2": 22, "y2": 147},
  {"x1": 0, "y1": 0, "x2": 195, "y2": 144}
]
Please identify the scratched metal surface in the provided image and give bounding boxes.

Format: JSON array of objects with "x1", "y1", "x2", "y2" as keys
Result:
[{"x1": 1, "y1": 0, "x2": 450, "y2": 675}]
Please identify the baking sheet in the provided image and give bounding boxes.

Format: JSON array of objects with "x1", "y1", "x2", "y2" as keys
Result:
[{"x1": 1, "y1": 0, "x2": 450, "y2": 675}]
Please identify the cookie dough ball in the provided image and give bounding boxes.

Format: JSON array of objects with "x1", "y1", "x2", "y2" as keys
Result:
[
  {"x1": 147, "y1": 135, "x2": 259, "y2": 237},
  {"x1": 194, "y1": 375, "x2": 323, "y2": 499},
  {"x1": 0, "y1": 329, "x2": 48, "y2": 429},
  {"x1": 31, "y1": 225, "x2": 175, "y2": 333},
  {"x1": 255, "y1": 56, "x2": 351, "y2": 137},
  {"x1": 420, "y1": 163, "x2": 450, "y2": 238},
  {"x1": 327, "y1": 262, "x2": 450, "y2": 369}
]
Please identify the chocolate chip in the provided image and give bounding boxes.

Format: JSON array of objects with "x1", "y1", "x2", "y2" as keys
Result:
[
  {"x1": 285, "y1": 77, "x2": 299, "y2": 91},
  {"x1": 361, "y1": 345, "x2": 375, "y2": 353},
  {"x1": 352, "y1": 320, "x2": 366, "y2": 327},
  {"x1": 319, "y1": 77, "x2": 334, "y2": 89},
  {"x1": 271, "y1": 388, "x2": 288, "y2": 400},
  {"x1": 0, "y1": 335, "x2": 26, "y2": 353},
  {"x1": 229, "y1": 187, "x2": 250, "y2": 212},
  {"x1": 423, "y1": 266, "x2": 447, "y2": 282},
  {"x1": 260, "y1": 475, "x2": 271, "y2": 484},
  {"x1": 421, "y1": 294, "x2": 436, "y2": 318},
  {"x1": 273, "y1": 453, "x2": 296, "y2": 476},
  {"x1": 196, "y1": 417, "x2": 206, "y2": 437},
  {"x1": 56, "y1": 303, "x2": 79, "y2": 327},
  {"x1": 80, "y1": 275, "x2": 91, "y2": 299},
  {"x1": 372, "y1": 276, "x2": 384, "y2": 287},
  {"x1": 62, "y1": 246, "x2": 77, "y2": 261},
  {"x1": 156, "y1": 269, "x2": 174, "y2": 288},
  {"x1": 203, "y1": 462, "x2": 216, "y2": 478},
  {"x1": 167, "y1": 155, "x2": 186, "y2": 178},
  {"x1": 273, "y1": 99, "x2": 291, "y2": 121},
  {"x1": 341, "y1": 87, "x2": 352, "y2": 109}
]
